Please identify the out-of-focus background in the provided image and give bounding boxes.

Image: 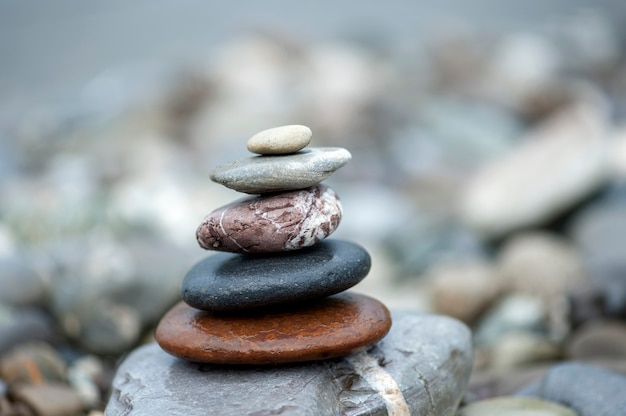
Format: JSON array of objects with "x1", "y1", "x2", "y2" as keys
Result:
[{"x1": 2, "y1": 1, "x2": 626, "y2": 414}]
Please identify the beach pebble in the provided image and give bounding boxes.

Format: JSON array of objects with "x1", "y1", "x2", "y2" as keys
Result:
[
  {"x1": 246, "y1": 125, "x2": 312, "y2": 155},
  {"x1": 183, "y1": 239, "x2": 370, "y2": 312},
  {"x1": 156, "y1": 292, "x2": 391, "y2": 365},
  {"x1": 196, "y1": 184, "x2": 341, "y2": 253},
  {"x1": 458, "y1": 396, "x2": 578, "y2": 416},
  {"x1": 210, "y1": 147, "x2": 351, "y2": 194},
  {"x1": 518, "y1": 362, "x2": 626, "y2": 416}
]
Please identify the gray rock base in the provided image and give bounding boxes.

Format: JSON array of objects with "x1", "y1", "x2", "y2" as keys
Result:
[{"x1": 105, "y1": 311, "x2": 472, "y2": 416}]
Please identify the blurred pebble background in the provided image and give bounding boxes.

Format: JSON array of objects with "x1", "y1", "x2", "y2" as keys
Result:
[{"x1": 2, "y1": 1, "x2": 626, "y2": 414}]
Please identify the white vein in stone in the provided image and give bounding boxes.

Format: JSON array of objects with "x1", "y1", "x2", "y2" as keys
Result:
[{"x1": 347, "y1": 351, "x2": 410, "y2": 416}]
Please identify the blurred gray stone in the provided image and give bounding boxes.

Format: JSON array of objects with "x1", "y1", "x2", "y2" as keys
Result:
[
  {"x1": 105, "y1": 311, "x2": 472, "y2": 416},
  {"x1": 0, "y1": 305, "x2": 57, "y2": 355},
  {"x1": 474, "y1": 294, "x2": 547, "y2": 347},
  {"x1": 10, "y1": 384, "x2": 84, "y2": 416},
  {"x1": 487, "y1": 332, "x2": 561, "y2": 370},
  {"x1": 518, "y1": 362, "x2": 626, "y2": 416},
  {"x1": 566, "y1": 320, "x2": 626, "y2": 360},
  {"x1": 462, "y1": 101, "x2": 609, "y2": 238},
  {"x1": 0, "y1": 342, "x2": 67, "y2": 385},
  {"x1": 571, "y1": 188, "x2": 626, "y2": 316},
  {"x1": 48, "y1": 236, "x2": 195, "y2": 355},
  {"x1": 0, "y1": 256, "x2": 48, "y2": 307},
  {"x1": 497, "y1": 232, "x2": 586, "y2": 298},
  {"x1": 458, "y1": 396, "x2": 578, "y2": 416},
  {"x1": 430, "y1": 260, "x2": 501, "y2": 324},
  {"x1": 68, "y1": 355, "x2": 105, "y2": 409},
  {"x1": 384, "y1": 214, "x2": 486, "y2": 278}
]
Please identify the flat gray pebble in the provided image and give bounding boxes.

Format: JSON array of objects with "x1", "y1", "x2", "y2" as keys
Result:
[{"x1": 210, "y1": 147, "x2": 351, "y2": 194}]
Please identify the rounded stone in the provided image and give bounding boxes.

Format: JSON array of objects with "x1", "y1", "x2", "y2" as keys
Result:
[
  {"x1": 566, "y1": 320, "x2": 626, "y2": 360},
  {"x1": 458, "y1": 397, "x2": 578, "y2": 416},
  {"x1": 108, "y1": 311, "x2": 472, "y2": 415},
  {"x1": 155, "y1": 292, "x2": 391, "y2": 365},
  {"x1": 197, "y1": 184, "x2": 342, "y2": 254},
  {"x1": 247, "y1": 125, "x2": 312, "y2": 155},
  {"x1": 210, "y1": 147, "x2": 351, "y2": 194},
  {"x1": 182, "y1": 239, "x2": 370, "y2": 311},
  {"x1": 0, "y1": 343, "x2": 67, "y2": 385}
]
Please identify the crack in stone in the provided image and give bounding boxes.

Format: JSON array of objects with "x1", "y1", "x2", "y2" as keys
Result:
[{"x1": 416, "y1": 371, "x2": 435, "y2": 411}]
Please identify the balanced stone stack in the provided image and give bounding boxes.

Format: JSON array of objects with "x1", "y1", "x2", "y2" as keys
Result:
[
  {"x1": 154, "y1": 125, "x2": 393, "y2": 365},
  {"x1": 107, "y1": 125, "x2": 473, "y2": 415}
]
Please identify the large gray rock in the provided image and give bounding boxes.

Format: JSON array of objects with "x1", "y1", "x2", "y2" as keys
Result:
[{"x1": 105, "y1": 311, "x2": 472, "y2": 416}]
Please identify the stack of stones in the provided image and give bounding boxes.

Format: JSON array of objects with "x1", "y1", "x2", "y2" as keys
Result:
[{"x1": 155, "y1": 125, "x2": 392, "y2": 365}]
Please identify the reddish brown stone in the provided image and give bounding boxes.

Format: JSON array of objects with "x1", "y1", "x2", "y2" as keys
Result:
[
  {"x1": 196, "y1": 184, "x2": 342, "y2": 253},
  {"x1": 155, "y1": 292, "x2": 391, "y2": 365}
]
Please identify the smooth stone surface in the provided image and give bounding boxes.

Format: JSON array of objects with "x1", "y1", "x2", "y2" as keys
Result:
[
  {"x1": 474, "y1": 294, "x2": 547, "y2": 347},
  {"x1": 210, "y1": 147, "x2": 351, "y2": 194},
  {"x1": 182, "y1": 239, "x2": 370, "y2": 311},
  {"x1": 0, "y1": 305, "x2": 57, "y2": 355},
  {"x1": 461, "y1": 102, "x2": 609, "y2": 238},
  {"x1": 459, "y1": 397, "x2": 579, "y2": 416},
  {"x1": 0, "y1": 256, "x2": 48, "y2": 307},
  {"x1": 497, "y1": 232, "x2": 585, "y2": 298},
  {"x1": 566, "y1": 320, "x2": 626, "y2": 360},
  {"x1": 107, "y1": 311, "x2": 473, "y2": 416},
  {"x1": 156, "y1": 292, "x2": 390, "y2": 365},
  {"x1": 246, "y1": 125, "x2": 312, "y2": 155},
  {"x1": 430, "y1": 261, "x2": 501, "y2": 324},
  {"x1": 11, "y1": 384, "x2": 84, "y2": 416},
  {"x1": 488, "y1": 332, "x2": 561, "y2": 370},
  {"x1": 47, "y1": 237, "x2": 193, "y2": 355},
  {"x1": 518, "y1": 362, "x2": 626, "y2": 416},
  {"x1": 0, "y1": 343, "x2": 66, "y2": 385},
  {"x1": 571, "y1": 188, "x2": 626, "y2": 316},
  {"x1": 196, "y1": 184, "x2": 342, "y2": 253}
]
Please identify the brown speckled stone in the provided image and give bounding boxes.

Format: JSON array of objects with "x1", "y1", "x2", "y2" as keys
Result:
[
  {"x1": 155, "y1": 292, "x2": 391, "y2": 365},
  {"x1": 196, "y1": 184, "x2": 342, "y2": 253}
]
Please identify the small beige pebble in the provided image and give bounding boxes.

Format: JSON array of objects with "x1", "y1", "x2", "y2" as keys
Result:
[{"x1": 247, "y1": 125, "x2": 312, "y2": 155}]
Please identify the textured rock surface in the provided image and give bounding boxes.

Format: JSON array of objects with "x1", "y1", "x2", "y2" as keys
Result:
[
  {"x1": 247, "y1": 125, "x2": 312, "y2": 155},
  {"x1": 183, "y1": 239, "x2": 370, "y2": 311},
  {"x1": 518, "y1": 362, "x2": 626, "y2": 416},
  {"x1": 107, "y1": 311, "x2": 472, "y2": 415},
  {"x1": 458, "y1": 396, "x2": 578, "y2": 416},
  {"x1": 461, "y1": 102, "x2": 608, "y2": 238},
  {"x1": 210, "y1": 147, "x2": 352, "y2": 194},
  {"x1": 196, "y1": 184, "x2": 342, "y2": 253},
  {"x1": 156, "y1": 292, "x2": 391, "y2": 365}
]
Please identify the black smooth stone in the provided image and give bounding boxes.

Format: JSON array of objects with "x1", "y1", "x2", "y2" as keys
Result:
[{"x1": 181, "y1": 240, "x2": 371, "y2": 312}]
